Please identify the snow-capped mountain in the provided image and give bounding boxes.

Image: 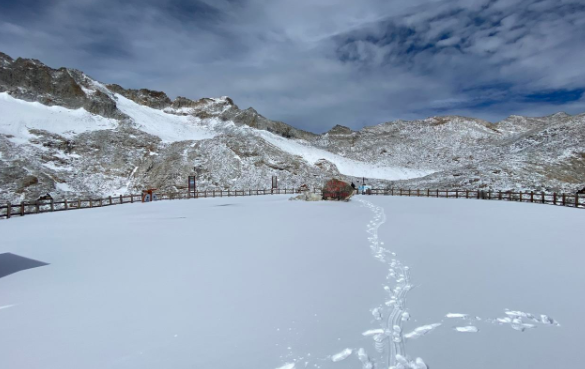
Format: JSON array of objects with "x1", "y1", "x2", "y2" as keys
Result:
[{"x1": 0, "y1": 51, "x2": 583, "y2": 202}]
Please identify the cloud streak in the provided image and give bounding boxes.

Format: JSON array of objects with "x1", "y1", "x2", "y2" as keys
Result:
[{"x1": 0, "y1": 0, "x2": 584, "y2": 132}]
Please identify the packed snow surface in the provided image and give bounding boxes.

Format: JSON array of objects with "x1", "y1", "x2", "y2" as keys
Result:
[
  {"x1": 0, "y1": 196, "x2": 583, "y2": 369},
  {"x1": 0, "y1": 92, "x2": 118, "y2": 144},
  {"x1": 257, "y1": 131, "x2": 434, "y2": 181},
  {"x1": 114, "y1": 94, "x2": 216, "y2": 143}
]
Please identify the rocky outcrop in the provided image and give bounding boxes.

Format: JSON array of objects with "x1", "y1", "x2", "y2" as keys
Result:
[
  {"x1": 106, "y1": 84, "x2": 172, "y2": 109},
  {"x1": 328, "y1": 125, "x2": 353, "y2": 135},
  {"x1": 220, "y1": 106, "x2": 316, "y2": 140},
  {"x1": 0, "y1": 54, "x2": 124, "y2": 119}
]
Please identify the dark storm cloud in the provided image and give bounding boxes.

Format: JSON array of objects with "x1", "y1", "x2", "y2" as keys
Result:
[{"x1": 0, "y1": 0, "x2": 584, "y2": 132}]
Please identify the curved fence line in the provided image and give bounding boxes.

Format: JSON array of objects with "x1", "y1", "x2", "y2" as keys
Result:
[{"x1": 2, "y1": 187, "x2": 582, "y2": 220}]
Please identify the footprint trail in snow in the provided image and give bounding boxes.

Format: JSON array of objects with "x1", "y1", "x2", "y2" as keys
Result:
[{"x1": 358, "y1": 198, "x2": 428, "y2": 369}]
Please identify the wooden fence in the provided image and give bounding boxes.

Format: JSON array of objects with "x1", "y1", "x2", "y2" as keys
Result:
[
  {"x1": 0, "y1": 188, "x2": 302, "y2": 220},
  {"x1": 2, "y1": 187, "x2": 582, "y2": 220},
  {"x1": 356, "y1": 188, "x2": 584, "y2": 210}
]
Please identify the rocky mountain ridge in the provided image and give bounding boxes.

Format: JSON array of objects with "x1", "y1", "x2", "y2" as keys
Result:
[{"x1": 0, "y1": 51, "x2": 583, "y2": 202}]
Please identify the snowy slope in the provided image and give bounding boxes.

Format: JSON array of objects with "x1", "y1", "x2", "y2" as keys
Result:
[
  {"x1": 257, "y1": 131, "x2": 435, "y2": 181},
  {"x1": 0, "y1": 92, "x2": 118, "y2": 144},
  {"x1": 1, "y1": 196, "x2": 582, "y2": 369},
  {"x1": 114, "y1": 94, "x2": 217, "y2": 143}
]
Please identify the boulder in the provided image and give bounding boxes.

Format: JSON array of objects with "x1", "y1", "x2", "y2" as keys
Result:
[{"x1": 322, "y1": 179, "x2": 354, "y2": 200}]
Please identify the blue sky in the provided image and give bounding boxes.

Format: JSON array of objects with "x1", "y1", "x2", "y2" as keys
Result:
[{"x1": 1, "y1": 0, "x2": 584, "y2": 132}]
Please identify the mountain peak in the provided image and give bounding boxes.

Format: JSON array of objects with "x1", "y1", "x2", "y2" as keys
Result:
[{"x1": 328, "y1": 125, "x2": 353, "y2": 134}]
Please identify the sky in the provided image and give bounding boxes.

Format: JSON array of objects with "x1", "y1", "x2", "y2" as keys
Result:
[{"x1": 1, "y1": 0, "x2": 584, "y2": 132}]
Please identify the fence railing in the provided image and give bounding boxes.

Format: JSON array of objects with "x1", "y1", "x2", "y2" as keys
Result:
[
  {"x1": 2, "y1": 187, "x2": 582, "y2": 220},
  {"x1": 356, "y1": 188, "x2": 584, "y2": 209},
  {"x1": 0, "y1": 188, "x2": 302, "y2": 219}
]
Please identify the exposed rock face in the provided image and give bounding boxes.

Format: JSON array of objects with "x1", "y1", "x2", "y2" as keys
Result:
[
  {"x1": 220, "y1": 106, "x2": 316, "y2": 140},
  {"x1": 171, "y1": 96, "x2": 201, "y2": 110},
  {"x1": 106, "y1": 84, "x2": 172, "y2": 109},
  {"x1": 328, "y1": 125, "x2": 353, "y2": 135},
  {"x1": 0, "y1": 55, "x2": 124, "y2": 119}
]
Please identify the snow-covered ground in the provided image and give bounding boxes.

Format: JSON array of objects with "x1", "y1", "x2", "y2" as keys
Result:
[
  {"x1": 114, "y1": 94, "x2": 217, "y2": 143},
  {"x1": 257, "y1": 131, "x2": 435, "y2": 181},
  {"x1": 0, "y1": 92, "x2": 118, "y2": 144},
  {"x1": 0, "y1": 196, "x2": 583, "y2": 369}
]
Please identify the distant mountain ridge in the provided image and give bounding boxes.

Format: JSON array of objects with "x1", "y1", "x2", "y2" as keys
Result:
[{"x1": 0, "y1": 51, "x2": 584, "y2": 202}]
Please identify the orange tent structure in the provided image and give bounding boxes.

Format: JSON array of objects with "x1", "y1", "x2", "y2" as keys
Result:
[{"x1": 142, "y1": 189, "x2": 158, "y2": 202}]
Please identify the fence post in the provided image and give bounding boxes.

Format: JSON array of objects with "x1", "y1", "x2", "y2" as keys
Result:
[
  {"x1": 64, "y1": 199, "x2": 68, "y2": 210},
  {"x1": 90, "y1": 199, "x2": 93, "y2": 207},
  {"x1": 562, "y1": 193, "x2": 566, "y2": 206},
  {"x1": 20, "y1": 201, "x2": 25, "y2": 216},
  {"x1": 553, "y1": 193, "x2": 557, "y2": 205},
  {"x1": 456, "y1": 190, "x2": 458, "y2": 198},
  {"x1": 488, "y1": 191, "x2": 491, "y2": 200},
  {"x1": 6, "y1": 202, "x2": 11, "y2": 219},
  {"x1": 131, "y1": 195, "x2": 134, "y2": 203},
  {"x1": 109, "y1": 196, "x2": 112, "y2": 205},
  {"x1": 542, "y1": 192, "x2": 545, "y2": 204},
  {"x1": 408, "y1": 189, "x2": 411, "y2": 197},
  {"x1": 576, "y1": 193, "x2": 579, "y2": 208},
  {"x1": 466, "y1": 190, "x2": 469, "y2": 199},
  {"x1": 35, "y1": 201, "x2": 39, "y2": 214},
  {"x1": 499, "y1": 191, "x2": 502, "y2": 200},
  {"x1": 437, "y1": 189, "x2": 439, "y2": 198},
  {"x1": 120, "y1": 195, "x2": 123, "y2": 204},
  {"x1": 50, "y1": 199, "x2": 54, "y2": 212},
  {"x1": 519, "y1": 192, "x2": 523, "y2": 202},
  {"x1": 78, "y1": 200, "x2": 81, "y2": 208}
]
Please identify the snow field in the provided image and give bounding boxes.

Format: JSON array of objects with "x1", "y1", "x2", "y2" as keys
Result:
[
  {"x1": 113, "y1": 94, "x2": 217, "y2": 142},
  {"x1": 0, "y1": 195, "x2": 583, "y2": 369},
  {"x1": 0, "y1": 92, "x2": 118, "y2": 143}
]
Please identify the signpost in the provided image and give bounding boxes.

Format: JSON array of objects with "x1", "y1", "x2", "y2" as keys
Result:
[
  {"x1": 188, "y1": 176, "x2": 196, "y2": 198},
  {"x1": 272, "y1": 176, "x2": 277, "y2": 191}
]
